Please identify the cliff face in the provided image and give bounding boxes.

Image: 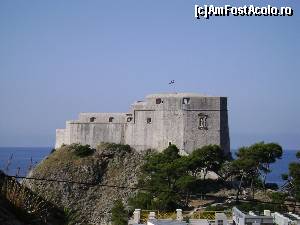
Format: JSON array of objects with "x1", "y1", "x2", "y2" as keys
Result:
[{"x1": 25, "y1": 143, "x2": 145, "y2": 225}]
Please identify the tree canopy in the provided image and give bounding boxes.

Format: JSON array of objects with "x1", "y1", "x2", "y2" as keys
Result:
[
  {"x1": 129, "y1": 144, "x2": 226, "y2": 210},
  {"x1": 230, "y1": 142, "x2": 283, "y2": 200},
  {"x1": 282, "y1": 151, "x2": 300, "y2": 206}
]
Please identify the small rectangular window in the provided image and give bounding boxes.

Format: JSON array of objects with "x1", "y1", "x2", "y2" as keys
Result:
[
  {"x1": 90, "y1": 117, "x2": 96, "y2": 122},
  {"x1": 147, "y1": 118, "x2": 152, "y2": 124},
  {"x1": 182, "y1": 98, "x2": 190, "y2": 105},
  {"x1": 156, "y1": 98, "x2": 162, "y2": 104},
  {"x1": 109, "y1": 117, "x2": 114, "y2": 122}
]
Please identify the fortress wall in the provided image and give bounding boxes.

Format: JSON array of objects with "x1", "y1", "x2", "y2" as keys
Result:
[
  {"x1": 145, "y1": 96, "x2": 182, "y2": 111},
  {"x1": 55, "y1": 93, "x2": 230, "y2": 154},
  {"x1": 183, "y1": 110, "x2": 221, "y2": 154},
  {"x1": 125, "y1": 110, "x2": 155, "y2": 151},
  {"x1": 159, "y1": 109, "x2": 185, "y2": 150},
  {"x1": 126, "y1": 97, "x2": 185, "y2": 152},
  {"x1": 55, "y1": 129, "x2": 66, "y2": 148},
  {"x1": 220, "y1": 98, "x2": 230, "y2": 154},
  {"x1": 183, "y1": 97, "x2": 222, "y2": 110},
  {"x1": 78, "y1": 113, "x2": 126, "y2": 123},
  {"x1": 125, "y1": 111, "x2": 184, "y2": 152},
  {"x1": 67, "y1": 122, "x2": 125, "y2": 148}
]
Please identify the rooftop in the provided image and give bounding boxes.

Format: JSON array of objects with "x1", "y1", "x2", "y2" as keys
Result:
[{"x1": 146, "y1": 93, "x2": 220, "y2": 98}]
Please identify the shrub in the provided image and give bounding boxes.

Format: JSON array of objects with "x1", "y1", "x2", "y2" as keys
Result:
[
  {"x1": 70, "y1": 144, "x2": 95, "y2": 157},
  {"x1": 97, "y1": 143, "x2": 131, "y2": 154}
]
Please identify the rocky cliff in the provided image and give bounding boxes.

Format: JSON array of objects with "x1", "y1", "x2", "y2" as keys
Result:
[{"x1": 25, "y1": 143, "x2": 145, "y2": 225}]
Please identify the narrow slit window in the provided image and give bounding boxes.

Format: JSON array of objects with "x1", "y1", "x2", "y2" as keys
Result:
[
  {"x1": 147, "y1": 118, "x2": 152, "y2": 124},
  {"x1": 109, "y1": 117, "x2": 114, "y2": 122},
  {"x1": 90, "y1": 117, "x2": 96, "y2": 122}
]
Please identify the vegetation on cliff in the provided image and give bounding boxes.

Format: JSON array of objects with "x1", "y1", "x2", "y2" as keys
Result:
[
  {"x1": 21, "y1": 141, "x2": 298, "y2": 224},
  {"x1": 0, "y1": 170, "x2": 65, "y2": 225},
  {"x1": 25, "y1": 143, "x2": 144, "y2": 225},
  {"x1": 129, "y1": 142, "x2": 286, "y2": 211},
  {"x1": 129, "y1": 144, "x2": 227, "y2": 210}
]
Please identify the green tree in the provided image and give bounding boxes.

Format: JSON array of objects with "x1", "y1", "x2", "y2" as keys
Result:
[
  {"x1": 111, "y1": 199, "x2": 128, "y2": 225},
  {"x1": 129, "y1": 144, "x2": 226, "y2": 210},
  {"x1": 236, "y1": 142, "x2": 282, "y2": 189},
  {"x1": 139, "y1": 145, "x2": 191, "y2": 209},
  {"x1": 232, "y1": 142, "x2": 282, "y2": 201},
  {"x1": 270, "y1": 192, "x2": 288, "y2": 212},
  {"x1": 282, "y1": 151, "x2": 300, "y2": 211},
  {"x1": 188, "y1": 145, "x2": 225, "y2": 180},
  {"x1": 231, "y1": 156, "x2": 257, "y2": 201}
]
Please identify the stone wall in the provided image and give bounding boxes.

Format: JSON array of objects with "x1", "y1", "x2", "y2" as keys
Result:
[{"x1": 55, "y1": 93, "x2": 230, "y2": 154}]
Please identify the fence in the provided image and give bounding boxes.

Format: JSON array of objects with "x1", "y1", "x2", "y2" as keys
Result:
[{"x1": 139, "y1": 209, "x2": 232, "y2": 223}]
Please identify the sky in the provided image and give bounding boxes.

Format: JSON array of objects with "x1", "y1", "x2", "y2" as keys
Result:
[{"x1": 0, "y1": 0, "x2": 299, "y2": 149}]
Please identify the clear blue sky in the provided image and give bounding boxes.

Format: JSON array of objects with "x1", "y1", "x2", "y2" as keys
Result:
[{"x1": 0, "y1": 0, "x2": 299, "y2": 149}]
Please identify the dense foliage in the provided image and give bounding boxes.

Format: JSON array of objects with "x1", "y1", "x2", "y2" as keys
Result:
[
  {"x1": 282, "y1": 151, "x2": 300, "y2": 207},
  {"x1": 229, "y1": 142, "x2": 282, "y2": 200},
  {"x1": 71, "y1": 144, "x2": 95, "y2": 157},
  {"x1": 111, "y1": 199, "x2": 128, "y2": 225},
  {"x1": 129, "y1": 144, "x2": 227, "y2": 210},
  {"x1": 129, "y1": 142, "x2": 285, "y2": 210}
]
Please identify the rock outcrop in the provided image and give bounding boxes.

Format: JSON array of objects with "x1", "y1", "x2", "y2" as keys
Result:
[{"x1": 25, "y1": 143, "x2": 145, "y2": 225}]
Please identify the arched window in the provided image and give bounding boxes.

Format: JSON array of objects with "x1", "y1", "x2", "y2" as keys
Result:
[
  {"x1": 90, "y1": 117, "x2": 96, "y2": 122},
  {"x1": 109, "y1": 117, "x2": 114, "y2": 122}
]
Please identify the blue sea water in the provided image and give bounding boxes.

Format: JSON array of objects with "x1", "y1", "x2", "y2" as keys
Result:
[
  {"x1": 0, "y1": 147, "x2": 52, "y2": 177},
  {"x1": 0, "y1": 147, "x2": 298, "y2": 185}
]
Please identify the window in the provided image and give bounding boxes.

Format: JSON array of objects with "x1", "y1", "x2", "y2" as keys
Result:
[
  {"x1": 182, "y1": 98, "x2": 190, "y2": 105},
  {"x1": 147, "y1": 118, "x2": 152, "y2": 124},
  {"x1": 156, "y1": 98, "x2": 162, "y2": 104},
  {"x1": 109, "y1": 117, "x2": 114, "y2": 122},
  {"x1": 169, "y1": 142, "x2": 172, "y2": 146},
  {"x1": 127, "y1": 117, "x2": 133, "y2": 122},
  {"x1": 198, "y1": 113, "x2": 208, "y2": 130},
  {"x1": 90, "y1": 117, "x2": 96, "y2": 122},
  {"x1": 218, "y1": 220, "x2": 224, "y2": 225}
]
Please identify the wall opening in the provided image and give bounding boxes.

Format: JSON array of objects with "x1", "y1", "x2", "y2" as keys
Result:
[
  {"x1": 182, "y1": 98, "x2": 190, "y2": 105},
  {"x1": 146, "y1": 118, "x2": 152, "y2": 124},
  {"x1": 198, "y1": 113, "x2": 208, "y2": 130},
  {"x1": 156, "y1": 98, "x2": 162, "y2": 104},
  {"x1": 169, "y1": 142, "x2": 172, "y2": 146},
  {"x1": 90, "y1": 117, "x2": 96, "y2": 122},
  {"x1": 109, "y1": 117, "x2": 114, "y2": 122},
  {"x1": 127, "y1": 117, "x2": 133, "y2": 122}
]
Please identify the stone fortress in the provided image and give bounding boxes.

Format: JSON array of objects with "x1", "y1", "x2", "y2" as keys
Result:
[{"x1": 56, "y1": 93, "x2": 230, "y2": 155}]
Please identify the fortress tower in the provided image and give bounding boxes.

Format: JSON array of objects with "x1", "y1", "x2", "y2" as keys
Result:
[{"x1": 56, "y1": 93, "x2": 230, "y2": 155}]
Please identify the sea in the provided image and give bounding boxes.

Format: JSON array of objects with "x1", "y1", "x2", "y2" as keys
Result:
[{"x1": 0, "y1": 147, "x2": 298, "y2": 186}]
